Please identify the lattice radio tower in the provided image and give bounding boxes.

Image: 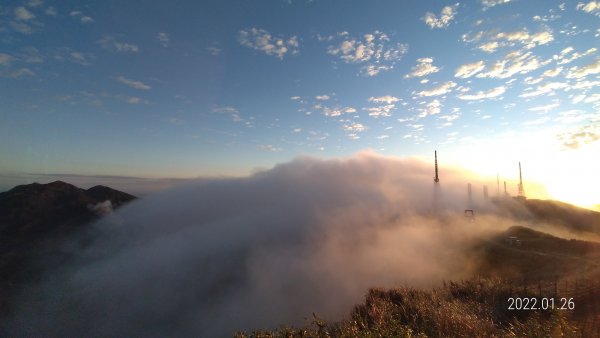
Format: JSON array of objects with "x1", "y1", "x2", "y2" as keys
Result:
[
  {"x1": 518, "y1": 162, "x2": 524, "y2": 198},
  {"x1": 434, "y1": 150, "x2": 440, "y2": 184}
]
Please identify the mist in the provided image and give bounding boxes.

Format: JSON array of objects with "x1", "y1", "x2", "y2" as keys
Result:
[{"x1": 9, "y1": 153, "x2": 538, "y2": 336}]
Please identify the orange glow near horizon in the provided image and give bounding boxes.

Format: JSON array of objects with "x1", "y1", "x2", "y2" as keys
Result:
[{"x1": 445, "y1": 129, "x2": 600, "y2": 212}]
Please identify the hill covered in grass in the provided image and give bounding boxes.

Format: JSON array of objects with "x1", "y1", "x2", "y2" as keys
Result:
[
  {"x1": 236, "y1": 275, "x2": 599, "y2": 338},
  {"x1": 493, "y1": 197, "x2": 600, "y2": 235},
  {"x1": 472, "y1": 225, "x2": 600, "y2": 281},
  {"x1": 237, "y1": 226, "x2": 600, "y2": 337}
]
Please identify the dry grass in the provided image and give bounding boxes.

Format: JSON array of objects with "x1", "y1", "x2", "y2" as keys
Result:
[{"x1": 235, "y1": 277, "x2": 599, "y2": 338}]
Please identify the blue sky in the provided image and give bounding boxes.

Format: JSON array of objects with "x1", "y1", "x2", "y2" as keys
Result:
[{"x1": 1, "y1": 0, "x2": 599, "y2": 206}]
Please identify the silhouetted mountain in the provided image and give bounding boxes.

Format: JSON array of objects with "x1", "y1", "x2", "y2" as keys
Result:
[
  {"x1": 0, "y1": 181, "x2": 135, "y2": 318},
  {"x1": 492, "y1": 197, "x2": 600, "y2": 235},
  {"x1": 0, "y1": 180, "x2": 135, "y2": 237}
]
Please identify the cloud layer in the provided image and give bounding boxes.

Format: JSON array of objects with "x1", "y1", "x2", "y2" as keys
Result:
[{"x1": 7, "y1": 153, "x2": 535, "y2": 337}]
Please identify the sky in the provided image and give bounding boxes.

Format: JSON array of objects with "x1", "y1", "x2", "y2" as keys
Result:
[{"x1": 0, "y1": 0, "x2": 599, "y2": 208}]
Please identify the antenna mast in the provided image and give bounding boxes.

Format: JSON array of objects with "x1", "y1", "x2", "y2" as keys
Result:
[
  {"x1": 434, "y1": 150, "x2": 440, "y2": 184},
  {"x1": 518, "y1": 162, "x2": 524, "y2": 198}
]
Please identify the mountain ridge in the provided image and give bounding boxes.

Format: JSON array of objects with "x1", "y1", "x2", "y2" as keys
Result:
[{"x1": 0, "y1": 180, "x2": 136, "y2": 319}]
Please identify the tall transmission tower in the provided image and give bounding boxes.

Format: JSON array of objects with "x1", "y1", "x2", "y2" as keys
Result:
[
  {"x1": 517, "y1": 162, "x2": 524, "y2": 198},
  {"x1": 434, "y1": 150, "x2": 440, "y2": 184}
]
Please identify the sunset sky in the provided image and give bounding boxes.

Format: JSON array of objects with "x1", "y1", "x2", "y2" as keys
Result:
[{"x1": 0, "y1": 0, "x2": 599, "y2": 209}]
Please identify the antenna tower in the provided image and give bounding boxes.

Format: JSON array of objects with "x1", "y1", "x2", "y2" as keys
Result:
[
  {"x1": 434, "y1": 150, "x2": 440, "y2": 184},
  {"x1": 518, "y1": 162, "x2": 524, "y2": 198}
]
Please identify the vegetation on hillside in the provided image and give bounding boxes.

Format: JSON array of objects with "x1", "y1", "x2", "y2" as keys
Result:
[
  {"x1": 236, "y1": 225, "x2": 600, "y2": 337},
  {"x1": 236, "y1": 276, "x2": 600, "y2": 337}
]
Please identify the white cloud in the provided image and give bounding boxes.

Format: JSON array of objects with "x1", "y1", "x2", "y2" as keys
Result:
[
  {"x1": 238, "y1": 28, "x2": 299, "y2": 59},
  {"x1": 405, "y1": 58, "x2": 440, "y2": 78},
  {"x1": 10, "y1": 21, "x2": 34, "y2": 34},
  {"x1": 116, "y1": 76, "x2": 152, "y2": 90},
  {"x1": 476, "y1": 50, "x2": 548, "y2": 79},
  {"x1": 27, "y1": 0, "x2": 44, "y2": 7},
  {"x1": 570, "y1": 80, "x2": 600, "y2": 90},
  {"x1": 422, "y1": 4, "x2": 459, "y2": 29},
  {"x1": 438, "y1": 112, "x2": 461, "y2": 123},
  {"x1": 528, "y1": 103, "x2": 559, "y2": 112},
  {"x1": 454, "y1": 61, "x2": 485, "y2": 78},
  {"x1": 479, "y1": 41, "x2": 499, "y2": 53},
  {"x1": 322, "y1": 106, "x2": 356, "y2": 117},
  {"x1": 576, "y1": 1, "x2": 600, "y2": 16},
  {"x1": 114, "y1": 43, "x2": 138, "y2": 53},
  {"x1": 418, "y1": 99, "x2": 442, "y2": 118},
  {"x1": 565, "y1": 58, "x2": 600, "y2": 78},
  {"x1": 466, "y1": 28, "x2": 554, "y2": 51},
  {"x1": 481, "y1": 0, "x2": 511, "y2": 9},
  {"x1": 326, "y1": 31, "x2": 408, "y2": 76},
  {"x1": 157, "y1": 32, "x2": 170, "y2": 47},
  {"x1": 68, "y1": 51, "x2": 94, "y2": 65},
  {"x1": 363, "y1": 65, "x2": 392, "y2": 77},
  {"x1": 368, "y1": 95, "x2": 400, "y2": 104},
  {"x1": 15, "y1": 6, "x2": 35, "y2": 20},
  {"x1": 315, "y1": 95, "x2": 330, "y2": 100},
  {"x1": 212, "y1": 106, "x2": 239, "y2": 114},
  {"x1": 51, "y1": 48, "x2": 94, "y2": 65},
  {"x1": 70, "y1": 10, "x2": 93, "y2": 24},
  {"x1": 207, "y1": 46, "x2": 222, "y2": 56},
  {"x1": 533, "y1": 13, "x2": 561, "y2": 22},
  {"x1": 127, "y1": 97, "x2": 141, "y2": 104},
  {"x1": 542, "y1": 67, "x2": 562, "y2": 77},
  {"x1": 213, "y1": 106, "x2": 244, "y2": 123},
  {"x1": 1, "y1": 68, "x2": 35, "y2": 78},
  {"x1": 494, "y1": 30, "x2": 553, "y2": 49},
  {"x1": 558, "y1": 124, "x2": 600, "y2": 149},
  {"x1": 457, "y1": 86, "x2": 505, "y2": 100},
  {"x1": 364, "y1": 104, "x2": 396, "y2": 118},
  {"x1": 290, "y1": 96, "x2": 301, "y2": 100},
  {"x1": 519, "y1": 82, "x2": 567, "y2": 98},
  {"x1": 554, "y1": 47, "x2": 596, "y2": 65},
  {"x1": 98, "y1": 36, "x2": 139, "y2": 53},
  {"x1": 524, "y1": 76, "x2": 543, "y2": 85},
  {"x1": 415, "y1": 81, "x2": 457, "y2": 97},
  {"x1": 554, "y1": 109, "x2": 592, "y2": 123},
  {"x1": 581, "y1": 93, "x2": 600, "y2": 103},
  {"x1": 259, "y1": 144, "x2": 283, "y2": 152},
  {"x1": 342, "y1": 122, "x2": 366, "y2": 132}
]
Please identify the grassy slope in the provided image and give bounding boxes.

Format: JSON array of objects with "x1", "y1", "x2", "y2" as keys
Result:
[{"x1": 236, "y1": 226, "x2": 600, "y2": 337}]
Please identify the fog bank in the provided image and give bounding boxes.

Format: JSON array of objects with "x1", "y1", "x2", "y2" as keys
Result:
[{"x1": 9, "y1": 153, "x2": 525, "y2": 336}]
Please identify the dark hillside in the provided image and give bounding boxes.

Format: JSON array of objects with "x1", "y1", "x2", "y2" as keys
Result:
[{"x1": 0, "y1": 181, "x2": 135, "y2": 318}]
